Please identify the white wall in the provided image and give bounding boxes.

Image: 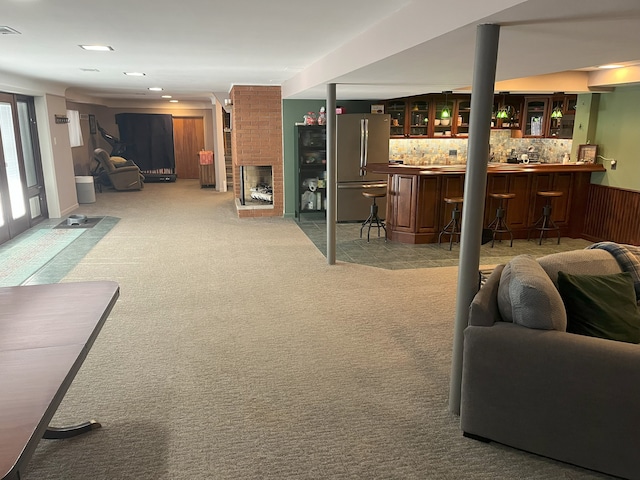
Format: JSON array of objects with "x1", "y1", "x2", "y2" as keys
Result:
[{"x1": 36, "y1": 94, "x2": 78, "y2": 218}]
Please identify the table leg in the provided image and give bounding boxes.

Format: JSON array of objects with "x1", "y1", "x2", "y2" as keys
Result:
[{"x1": 43, "y1": 420, "x2": 101, "y2": 439}]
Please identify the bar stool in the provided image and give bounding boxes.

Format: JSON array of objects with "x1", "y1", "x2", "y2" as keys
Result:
[
  {"x1": 528, "y1": 191, "x2": 563, "y2": 245},
  {"x1": 438, "y1": 196, "x2": 463, "y2": 250},
  {"x1": 360, "y1": 190, "x2": 387, "y2": 242},
  {"x1": 487, "y1": 192, "x2": 516, "y2": 247}
]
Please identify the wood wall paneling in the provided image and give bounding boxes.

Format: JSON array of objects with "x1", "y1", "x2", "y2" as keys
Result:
[{"x1": 583, "y1": 184, "x2": 640, "y2": 245}]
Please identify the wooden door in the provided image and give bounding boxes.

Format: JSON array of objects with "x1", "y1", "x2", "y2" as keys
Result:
[{"x1": 173, "y1": 117, "x2": 204, "y2": 179}]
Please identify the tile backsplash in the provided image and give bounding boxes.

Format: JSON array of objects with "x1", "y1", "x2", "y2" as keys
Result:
[{"x1": 389, "y1": 130, "x2": 573, "y2": 165}]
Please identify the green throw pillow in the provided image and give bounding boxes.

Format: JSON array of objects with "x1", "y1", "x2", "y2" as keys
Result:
[{"x1": 557, "y1": 271, "x2": 640, "y2": 344}]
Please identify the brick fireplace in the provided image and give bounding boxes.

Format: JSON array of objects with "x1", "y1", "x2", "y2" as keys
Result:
[{"x1": 230, "y1": 85, "x2": 283, "y2": 218}]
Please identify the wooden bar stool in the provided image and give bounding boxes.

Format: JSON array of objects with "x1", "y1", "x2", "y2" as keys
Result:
[
  {"x1": 487, "y1": 192, "x2": 515, "y2": 247},
  {"x1": 360, "y1": 190, "x2": 387, "y2": 242},
  {"x1": 528, "y1": 190, "x2": 563, "y2": 245},
  {"x1": 438, "y1": 196, "x2": 463, "y2": 250}
]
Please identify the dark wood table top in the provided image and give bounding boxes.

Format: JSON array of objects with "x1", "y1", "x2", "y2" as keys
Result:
[{"x1": 0, "y1": 281, "x2": 119, "y2": 480}]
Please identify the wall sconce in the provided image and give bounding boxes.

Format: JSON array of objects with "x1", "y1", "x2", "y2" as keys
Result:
[
  {"x1": 55, "y1": 115, "x2": 70, "y2": 124},
  {"x1": 597, "y1": 155, "x2": 617, "y2": 170},
  {"x1": 224, "y1": 98, "x2": 233, "y2": 107}
]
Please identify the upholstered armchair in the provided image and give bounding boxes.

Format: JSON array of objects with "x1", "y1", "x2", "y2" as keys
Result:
[{"x1": 93, "y1": 148, "x2": 145, "y2": 191}]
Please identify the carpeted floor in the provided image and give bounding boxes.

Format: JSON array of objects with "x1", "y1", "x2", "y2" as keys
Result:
[{"x1": 20, "y1": 180, "x2": 612, "y2": 480}]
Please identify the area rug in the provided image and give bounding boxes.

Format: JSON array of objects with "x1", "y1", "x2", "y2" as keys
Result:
[{"x1": 0, "y1": 228, "x2": 85, "y2": 286}]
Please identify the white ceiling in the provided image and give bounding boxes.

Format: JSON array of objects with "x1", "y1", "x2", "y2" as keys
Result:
[{"x1": 1, "y1": 0, "x2": 640, "y2": 106}]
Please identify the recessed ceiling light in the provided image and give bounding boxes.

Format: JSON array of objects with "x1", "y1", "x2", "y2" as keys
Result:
[
  {"x1": 598, "y1": 64, "x2": 623, "y2": 69},
  {"x1": 80, "y1": 68, "x2": 100, "y2": 72},
  {"x1": 161, "y1": 95, "x2": 172, "y2": 98},
  {"x1": 124, "y1": 72, "x2": 145, "y2": 76},
  {"x1": 148, "y1": 87, "x2": 163, "y2": 91},
  {"x1": 0, "y1": 26, "x2": 21, "y2": 35},
  {"x1": 79, "y1": 45, "x2": 114, "y2": 51},
  {"x1": 169, "y1": 100, "x2": 179, "y2": 103}
]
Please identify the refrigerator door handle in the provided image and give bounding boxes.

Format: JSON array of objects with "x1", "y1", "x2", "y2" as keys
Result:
[
  {"x1": 362, "y1": 118, "x2": 369, "y2": 176},
  {"x1": 359, "y1": 118, "x2": 367, "y2": 176}
]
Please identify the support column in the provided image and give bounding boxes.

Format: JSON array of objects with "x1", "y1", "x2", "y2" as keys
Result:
[
  {"x1": 449, "y1": 24, "x2": 500, "y2": 415},
  {"x1": 326, "y1": 84, "x2": 337, "y2": 265}
]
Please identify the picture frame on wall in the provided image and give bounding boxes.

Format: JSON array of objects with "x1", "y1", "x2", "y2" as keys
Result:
[
  {"x1": 577, "y1": 144, "x2": 598, "y2": 164},
  {"x1": 88, "y1": 114, "x2": 97, "y2": 134}
]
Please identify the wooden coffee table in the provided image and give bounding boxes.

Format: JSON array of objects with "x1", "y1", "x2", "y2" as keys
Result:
[{"x1": 0, "y1": 281, "x2": 119, "y2": 480}]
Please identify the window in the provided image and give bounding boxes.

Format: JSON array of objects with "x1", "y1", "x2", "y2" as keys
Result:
[{"x1": 67, "y1": 109, "x2": 83, "y2": 147}]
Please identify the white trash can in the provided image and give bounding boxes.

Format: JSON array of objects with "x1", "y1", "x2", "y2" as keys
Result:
[{"x1": 75, "y1": 176, "x2": 96, "y2": 204}]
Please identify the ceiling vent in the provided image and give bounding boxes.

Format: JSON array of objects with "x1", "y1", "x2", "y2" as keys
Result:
[{"x1": 0, "y1": 26, "x2": 21, "y2": 35}]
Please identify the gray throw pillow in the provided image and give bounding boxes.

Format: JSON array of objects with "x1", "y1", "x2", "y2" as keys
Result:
[{"x1": 501, "y1": 255, "x2": 567, "y2": 331}]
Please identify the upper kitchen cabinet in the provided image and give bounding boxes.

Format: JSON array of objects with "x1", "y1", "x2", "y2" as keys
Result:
[
  {"x1": 409, "y1": 99, "x2": 430, "y2": 137},
  {"x1": 387, "y1": 100, "x2": 407, "y2": 137},
  {"x1": 384, "y1": 93, "x2": 574, "y2": 139},
  {"x1": 455, "y1": 99, "x2": 471, "y2": 137},
  {"x1": 493, "y1": 94, "x2": 523, "y2": 130},
  {"x1": 523, "y1": 97, "x2": 548, "y2": 137},
  {"x1": 434, "y1": 95, "x2": 455, "y2": 138},
  {"x1": 548, "y1": 94, "x2": 576, "y2": 139},
  {"x1": 386, "y1": 97, "x2": 430, "y2": 137}
]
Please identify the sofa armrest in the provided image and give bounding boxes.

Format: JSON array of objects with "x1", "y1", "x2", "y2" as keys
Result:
[
  {"x1": 461, "y1": 323, "x2": 640, "y2": 479},
  {"x1": 468, "y1": 265, "x2": 505, "y2": 326}
]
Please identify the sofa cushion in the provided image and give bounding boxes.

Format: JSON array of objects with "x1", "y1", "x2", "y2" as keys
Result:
[
  {"x1": 498, "y1": 255, "x2": 567, "y2": 330},
  {"x1": 537, "y1": 249, "x2": 621, "y2": 287},
  {"x1": 558, "y1": 271, "x2": 640, "y2": 344}
]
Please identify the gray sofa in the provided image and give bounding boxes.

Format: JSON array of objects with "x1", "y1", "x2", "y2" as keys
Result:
[{"x1": 461, "y1": 246, "x2": 640, "y2": 480}]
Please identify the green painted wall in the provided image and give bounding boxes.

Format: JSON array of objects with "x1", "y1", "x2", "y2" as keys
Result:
[
  {"x1": 588, "y1": 85, "x2": 640, "y2": 191},
  {"x1": 282, "y1": 100, "x2": 378, "y2": 217}
]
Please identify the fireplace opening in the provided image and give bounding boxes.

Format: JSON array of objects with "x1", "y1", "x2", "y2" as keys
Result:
[{"x1": 240, "y1": 166, "x2": 273, "y2": 205}]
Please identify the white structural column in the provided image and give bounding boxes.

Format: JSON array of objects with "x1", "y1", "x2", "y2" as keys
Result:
[
  {"x1": 449, "y1": 24, "x2": 500, "y2": 415},
  {"x1": 326, "y1": 83, "x2": 337, "y2": 265}
]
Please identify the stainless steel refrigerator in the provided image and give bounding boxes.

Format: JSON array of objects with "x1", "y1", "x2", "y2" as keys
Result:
[{"x1": 336, "y1": 113, "x2": 390, "y2": 222}]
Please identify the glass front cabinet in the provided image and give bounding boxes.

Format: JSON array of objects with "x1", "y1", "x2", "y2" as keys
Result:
[
  {"x1": 383, "y1": 93, "x2": 573, "y2": 139},
  {"x1": 295, "y1": 125, "x2": 326, "y2": 219},
  {"x1": 409, "y1": 99, "x2": 430, "y2": 137},
  {"x1": 387, "y1": 100, "x2": 407, "y2": 137},
  {"x1": 523, "y1": 97, "x2": 548, "y2": 137},
  {"x1": 548, "y1": 95, "x2": 576, "y2": 139}
]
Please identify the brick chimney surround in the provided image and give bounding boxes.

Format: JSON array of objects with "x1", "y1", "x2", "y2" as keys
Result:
[{"x1": 230, "y1": 85, "x2": 283, "y2": 218}]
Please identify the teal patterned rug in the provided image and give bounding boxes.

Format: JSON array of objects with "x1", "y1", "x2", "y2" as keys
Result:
[{"x1": 0, "y1": 216, "x2": 118, "y2": 286}]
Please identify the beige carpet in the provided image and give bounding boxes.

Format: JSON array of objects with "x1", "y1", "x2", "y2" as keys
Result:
[{"x1": 23, "y1": 180, "x2": 612, "y2": 479}]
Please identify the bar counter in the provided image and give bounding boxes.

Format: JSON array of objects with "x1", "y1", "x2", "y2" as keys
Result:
[{"x1": 366, "y1": 162, "x2": 606, "y2": 244}]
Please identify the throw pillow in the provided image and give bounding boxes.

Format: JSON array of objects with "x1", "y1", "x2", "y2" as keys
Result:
[
  {"x1": 500, "y1": 255, "x2": 567, "y2": 330},
  {"x1": 557, "y1": 271, "x2": 640, "y2": 344},
  {"x1": 510, "y1": 255, "x2": 567, "y2": 331}
]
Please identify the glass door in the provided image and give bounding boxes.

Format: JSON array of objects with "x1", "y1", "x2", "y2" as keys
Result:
[
  {"x1": 387, "y1": 101, "x2": 406, "y2": 137},
  {"x1": 0, "y1": 93, "x2": 44, "y2": 245},
  {"x1": 409, "y1": 99, "x2": 429, "y2": 137},
  {"x1": 17, "y1": 96, "x2": 47, "y2": 223},
  {"x1": 524, "y1": 98, "x2": 547, "y2": 137}
]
